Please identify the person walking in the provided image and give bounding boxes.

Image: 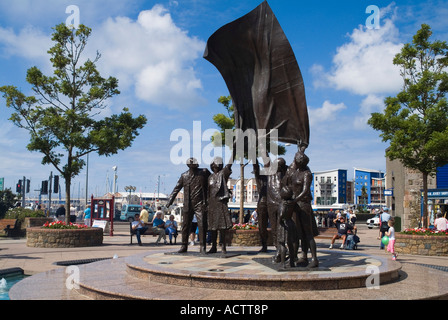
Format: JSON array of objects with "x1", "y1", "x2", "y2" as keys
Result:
[
  {"x1": 83, "y1": 205, "x2": 91, "y2": 227},
  {"x1": 379, "y1": 209, "x2": 391, "y2": 249},
  {"x1": 55, "y1": 205, "x2": 65, "y2": 222},
  {"x1": 349, "y1": 210, "x2": 357, "y2": 225},
  {"x1": 139, "y1": 206, "x2": 149, "y2": 224}
]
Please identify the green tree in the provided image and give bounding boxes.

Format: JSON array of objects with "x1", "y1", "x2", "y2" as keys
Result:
[
  {"x1": 361, "y1": 186, "x2": 368, "y2": 207},
  {"x1": 212, "y1": 95, "x2": 286, "y2": 222},
  {"x1": 0, "y1": 189, "x2": 17, "y2": 219},
  {"x1": 0, "y1": 24, "x2": 147, "y2": 223},
  {"x1": 368, "y1": 24, "x2": 448, "y2": 227}
]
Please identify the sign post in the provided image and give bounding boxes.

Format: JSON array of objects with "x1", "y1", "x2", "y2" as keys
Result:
[{"x1": 90, "y1": 195, "x2": 114, "y2": 236}]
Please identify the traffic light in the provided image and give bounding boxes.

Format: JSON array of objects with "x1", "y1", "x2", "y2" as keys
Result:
[
  {"x1": 41, "y1": 180, "x2": 48, "y2": 195},
  {"x1": 16, "y1": 180, "x2": 22, "y2": 193},
  {"x1": 53, "y1": 175, "x2": 59, "y2": 193},
  {"x1": 26, "y1": 179, "x2": 30, "y2": 193}
]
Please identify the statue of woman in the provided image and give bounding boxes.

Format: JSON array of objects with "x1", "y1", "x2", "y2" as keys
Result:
[
  {"x1": 282, "y1": 151, "x2": 319, "y2": 268},
  {"x1": 207, "y1": 157, "x2": 233, "y2": 254}
]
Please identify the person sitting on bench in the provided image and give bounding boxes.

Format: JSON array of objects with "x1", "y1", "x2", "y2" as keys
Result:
[
  {"x1": 131, "y1": 213, "x2": 148, "y2": 246},
  {"x1": 164, "y1": 215, "x2": 178, "y2": 244},
  {"x1": 329, "y1": 216, "x2": 356, "y2": 249},
  {"x1": 152, "y1": 212, "x2": 168, "y2": 245}
]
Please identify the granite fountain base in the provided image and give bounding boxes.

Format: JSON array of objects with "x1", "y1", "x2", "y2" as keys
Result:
[{"x1": 9, "y1": 245, "x2": 448, "y2": 300}]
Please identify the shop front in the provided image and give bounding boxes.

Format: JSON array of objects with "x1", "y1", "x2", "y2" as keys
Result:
[{"x1": 421, "y1": 188, "x2": 448, "y2": 227}]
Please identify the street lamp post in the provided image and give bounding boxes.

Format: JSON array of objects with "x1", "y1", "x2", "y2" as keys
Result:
[
  {"x1": 125, "y1": 185, "x2": 136, "y2": 204},
  {"x1": 112, "y1": 166, "x2": 118, "y2": 195}
]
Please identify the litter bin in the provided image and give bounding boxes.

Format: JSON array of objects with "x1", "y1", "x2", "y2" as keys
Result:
[{"x1": 393, "y1": 216, "x2": 401, "y2": 232}]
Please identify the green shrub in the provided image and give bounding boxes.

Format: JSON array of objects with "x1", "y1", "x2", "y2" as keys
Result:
[{"x1": 5, "y1": 207, "x2": 46, "y2": 224}]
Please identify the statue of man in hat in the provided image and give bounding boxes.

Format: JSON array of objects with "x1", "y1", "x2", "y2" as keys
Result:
[{"x1": 167, "y1": 158, "x2": 211, "y2": 254}]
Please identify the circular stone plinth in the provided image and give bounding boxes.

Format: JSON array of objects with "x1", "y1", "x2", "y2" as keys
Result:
[{"x1": 126, "y1": 248, "x2": 401, "y2": 291}]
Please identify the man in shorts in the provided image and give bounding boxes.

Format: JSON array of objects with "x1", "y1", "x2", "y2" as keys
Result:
[{"x1": 329, "y1": 216, "x2": 357, "y2": 249}]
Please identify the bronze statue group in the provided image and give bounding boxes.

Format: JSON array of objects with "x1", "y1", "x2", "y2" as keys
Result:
[
  {"x1": 167, "y1": 148, "x2": 319, "y2": 269},
  {"x1": 195, "y1": 2, "x2": 317, "y2": 268}
]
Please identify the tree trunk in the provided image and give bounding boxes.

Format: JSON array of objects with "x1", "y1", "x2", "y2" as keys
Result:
[
  {"x1": 65, "y1": 176, "x2": 71, "y2": 225},
  {"x1": 422, "y1": 171, "x2": 428, "y2": 228},
  {"x1": 239, "y1": 163, "x2": 244, "y2": 224}
]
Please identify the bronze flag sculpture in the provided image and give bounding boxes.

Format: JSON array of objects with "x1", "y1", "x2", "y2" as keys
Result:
[
  {"x1": 203, "y1": 0, "x2": 309, "y2": 148},
  {"x1": 204, "y1": 1, "x2": 319, "y2": 268}
]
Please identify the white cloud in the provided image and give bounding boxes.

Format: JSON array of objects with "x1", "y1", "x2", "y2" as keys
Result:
[
  {"x1": 353, "y1": 94, "x2": 385, "y2": 129},
  {"x1": 91, "y1": 5, "x2": 206, "y2": 110},
  {"x1": 0, "y1": 25, "x2": 51, "y2": 64},
  {"x1": 0, "y1": 4, "x2": 207, "y2": 111},
  {"x1": 0, "y1": 123, "x2": 21, "y2": 147},
  {"x1": 308, "y1": 100, "x2": 347, "y2": 126},
  {"x1": 312, "y1": 17, "x2": 403, "y2": 96}
]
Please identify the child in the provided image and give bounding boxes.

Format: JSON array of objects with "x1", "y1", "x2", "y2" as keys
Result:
[
  {"x1": 277, "y1": 186, "x2": 298, "y2": 267},
  {"x1": 385, "y1": 218, "x2": 397, "y2": 260}
]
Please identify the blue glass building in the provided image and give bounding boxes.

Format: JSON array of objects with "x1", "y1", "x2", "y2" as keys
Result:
[
  {"x1": 353, "y1": 168, "x2": 385, "y2": 206},
  {"x1": 436, "y1": 164, "x2": 448, "y2": 188}
]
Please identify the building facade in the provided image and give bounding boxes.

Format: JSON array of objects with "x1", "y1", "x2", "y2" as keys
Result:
[
  {"x1": 437, "y1": 164, "x2": 448, "y2": 188},
  {"x1": 311, "y1": 169, "x2": 348, "y2": 205},
  {"x1": 353, "y1": 168, "x2": 385, "y2": 206},
  {"x1": 228, "y1": 178, "x2": 258, "y2": 204},
  {"x1": 385, "y1": 158, "x2": 437, "y2": 229},
  {"x1": 346, "y1": 181, "x2": 354, "y2": 204}
]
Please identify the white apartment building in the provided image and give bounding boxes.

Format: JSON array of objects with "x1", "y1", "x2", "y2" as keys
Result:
[
  {"x1": 228, "y1": 178, "x2": 258, "y2": 204},
  {"x1": 312, "y1": 169, "x2": 348, "y2": 205}
]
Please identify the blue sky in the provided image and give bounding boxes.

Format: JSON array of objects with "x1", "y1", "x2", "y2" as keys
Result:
[{"x1": 0, "y1": 0, "x2": 447, "y2": 200}]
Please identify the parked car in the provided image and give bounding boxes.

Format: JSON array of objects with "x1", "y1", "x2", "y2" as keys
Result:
[
  {"x1": 366, "y1": 214, "x2": 380, "y2": 229},
  {"x1": 120, "y1": 204, "x2": 154, "y2": 222}
]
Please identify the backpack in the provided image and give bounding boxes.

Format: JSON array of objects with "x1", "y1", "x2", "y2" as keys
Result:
[
  {"x1": 380, "y1": 221, "x2": 389, "y2": 232},
  {"x1": 345, "y1": 234, "x2": 360, "y2": 250}
]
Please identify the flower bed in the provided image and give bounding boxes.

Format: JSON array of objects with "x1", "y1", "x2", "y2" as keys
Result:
[
  {"x1": 232, "y1": 223, "x2": 258, "y2": 230},
  {"x1": 401, "y1": 228, "x2": 448, "y2": 236},
  {"x1": 225, "y1": 226, "x2": 273, "y2": 247},
  {"x1": 395, "y1": 229, "x2": 448, "y2": 256},
  {"x1": 43, "y1": 221, "x2": 88, "y2": 229},
  {"x1": 26, "y1": 226, "x2": 103, "y2": 248}
]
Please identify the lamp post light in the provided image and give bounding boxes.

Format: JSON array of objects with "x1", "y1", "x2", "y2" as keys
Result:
[{"x1": 125, "y1": 185, "x2": 136, "y2": 204}]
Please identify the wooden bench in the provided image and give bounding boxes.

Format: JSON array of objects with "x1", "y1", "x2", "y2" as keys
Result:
[
  {"x1": 315, "y1": 227, "x2": 338, "y2": 239},
  {"x1": 0, "y1": 219, "x2": 20, "y2": 237},
  {"x1": 316, "y1": 227, "x2": 360, "y2": 249},
  {"x1": 316, "y1": 227, "x2": 348, "y2": 245},
  {"x1": 129, "y1": 222, "x2": 178, "y2": 245}
]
